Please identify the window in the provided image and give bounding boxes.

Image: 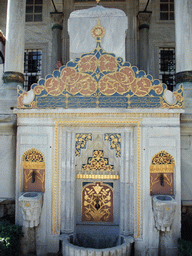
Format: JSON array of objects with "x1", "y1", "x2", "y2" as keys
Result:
[
  {"x1": 160, "y1": 0, "x2": 174, "y2": 20},
  {"x1": 26, "y1": 0, "x2": 43, "y2": 22},
  {"x1": 159, "y1": 48, "x2": 175, "y2": 91},
  {"x1": 24, "y1": 50, "x2": 42, "y2": 91}
]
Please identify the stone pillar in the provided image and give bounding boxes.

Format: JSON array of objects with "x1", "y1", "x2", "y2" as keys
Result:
[
  {"x1": 175, "y1": 1, "x2": 192, "y2": 110},
  {"x1": 0, "y1": 0, "x2": 25, "y2": 206},
  {"x1": 3, "y1": 0, "x2": 26, "y2": 86},
  {"x1": 137, "y1": 12, "x2": 152, "y2": 73},
  {"x1": 175, "y1": 1, "x2": 192, "y2": 74},
  {"x1": 50, "y1": 12, "x2": 63, "y2": 71}
]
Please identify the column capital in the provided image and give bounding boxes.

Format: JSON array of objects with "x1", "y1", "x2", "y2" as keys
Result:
[
  {"x1": 50, "y1": 12, "x2": 63, "y2": 30},
  {"x1": 137, "y1": 11, "x2": 152, "y2": 30}
]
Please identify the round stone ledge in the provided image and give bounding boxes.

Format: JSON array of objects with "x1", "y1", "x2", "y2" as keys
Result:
[
  {"x1": 175, "y1": 71, "x2": 192, "y2": 84},
  {"x1": 3, "y1": 71, "x2": 24, "y2": 84}
]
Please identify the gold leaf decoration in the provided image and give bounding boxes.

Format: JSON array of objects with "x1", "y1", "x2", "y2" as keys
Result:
[
  {"x1": 82, "y1": 150, "x2": 114, "y2": 171},
  {"x1": 82, "y1": 182, "x2": 113, "y2": 222}
]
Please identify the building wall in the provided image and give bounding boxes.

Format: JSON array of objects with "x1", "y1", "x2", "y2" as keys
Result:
[{"x1": 0, "y1": 0, "x2": 176, "y2": 80}]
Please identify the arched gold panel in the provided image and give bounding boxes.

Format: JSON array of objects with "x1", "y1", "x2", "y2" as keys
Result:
[
  {"x1": 150, "y1": 150, "x2": 175, "y2": 195},
  {"x1": 22, "y1": 148, "x2": 45, "y2": 192}
]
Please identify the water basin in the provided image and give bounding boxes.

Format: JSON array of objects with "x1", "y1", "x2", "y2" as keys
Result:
[
  {"x1": 153, "y1": 195, "x2": 177, "y2": 231},
  {"x1": 62, "y1": 234, "x2": 134, "y2": 256},
  {"x1": 19, "y1": 192, "x2": 43, "y2": 228},
  {"x1": 23, "y1": 192, "x2": 40, "y2": 198},
  {"x1": 156, "y1": 195, "x2": 173, "y2": 201}
]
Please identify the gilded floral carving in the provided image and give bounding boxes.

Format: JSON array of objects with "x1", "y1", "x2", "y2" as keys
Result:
[{"x1": 82, "y1": 182, "x2": 113, "y2": 222}]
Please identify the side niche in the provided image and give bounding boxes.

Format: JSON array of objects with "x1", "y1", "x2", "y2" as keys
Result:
[
  {"x1": 82, "y1": 182, "x2": 113, "y2": 223},
  {"x1": 22, "y1": 148, "x2": 45, "y2": 192},
  {"x1": 150, "y1": 151, "x2": 175, "y2": 195}
]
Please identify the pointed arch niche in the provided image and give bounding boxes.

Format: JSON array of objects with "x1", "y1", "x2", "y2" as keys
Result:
[
  {"x1": 150, "y1": 150, "x2": 175, "y2": 196},
  {"x1": 21, "y1": 148, "x2": 45, "y2": 192}
]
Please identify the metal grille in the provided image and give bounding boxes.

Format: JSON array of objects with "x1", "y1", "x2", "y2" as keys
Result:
[
  {"x1": 24, "y1": 49, "x2": 42, "y2": 91},
  {"x1": 160, "y1": 0, "x2": 174, "y2": 20},
  {"x1": 26, "y1": 0, "x2": 43, "y2": 22},
  {"x1": 159, "y1": 47, "x2": 175, "y2": 91}
]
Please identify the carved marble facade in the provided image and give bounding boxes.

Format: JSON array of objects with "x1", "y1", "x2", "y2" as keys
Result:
[{"x1": 13, "y1": 13, "x2": 182, "y2": 256}]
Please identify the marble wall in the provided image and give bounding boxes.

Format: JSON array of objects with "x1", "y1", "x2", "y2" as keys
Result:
[{"x1": 14, "y1": 109, "x2": 182, "y2": 255}]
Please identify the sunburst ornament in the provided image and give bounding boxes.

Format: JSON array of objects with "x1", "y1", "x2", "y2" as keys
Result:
[{"x1": 91, "y1": 20, "x2": 105, "y2": 41}]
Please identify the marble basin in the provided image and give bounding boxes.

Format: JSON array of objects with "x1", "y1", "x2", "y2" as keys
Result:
[
  {"x1": 23, "y1": 192, "x2": 40, "y2": 197},
  {"x1": 19, "y1": 192, "x2": 43, "y2": 228},
  {"x1": 62, "y1": 234, "x2": 134, "y2": 256},
  {"x1": 156, "y1": 195, "x2": 173, "y2": 201},
  {"x1": 152, "y1": 195, "x2": 177, "y2": 231}
]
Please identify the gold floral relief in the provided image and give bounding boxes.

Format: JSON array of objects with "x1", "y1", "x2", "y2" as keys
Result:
[
  {"x1": 104, "y1": 133, "x2": 121, "y2": 157},
  {"x1": 22, "y1": 148, "x2": 45, "y2": 166},
  {"x1": 151, "y1": 150, "x2": 175, "y2": 166},
  {"x1": 82, "y1": 150, "x2": 114, "y2": 171},
  {"x1": 82, "y1": 182, "x2": 113, "y2": 222},
  {"x1": 75, "y1": 133, "x2": 92, "y2": 156}
]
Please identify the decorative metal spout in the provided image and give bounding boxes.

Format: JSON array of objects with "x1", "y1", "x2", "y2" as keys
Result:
[
  {"x1": 160, "y1": 174, "x2": 164, "y2": 186},
  {"x1": 31, "y1": 171, "x2": 35, "y2": 183}
]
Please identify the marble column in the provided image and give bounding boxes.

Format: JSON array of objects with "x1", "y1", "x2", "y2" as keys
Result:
[
  {"x1": 137, "y1": 11, "x2": 152, "y2": 73},
  {"x1": 50, "y1": 12, "x2": 63, "y2": 71},
  {"x1": 175, "y1": 1, "x2": 192, "y2": 110},
  {"x1": 3, "y1": 0, "x2": 26, "y2": 85}
]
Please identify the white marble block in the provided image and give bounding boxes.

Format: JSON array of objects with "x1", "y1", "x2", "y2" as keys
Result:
[{"x1": 68, "y1": 5, "x2": 128, "y2": 61}]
